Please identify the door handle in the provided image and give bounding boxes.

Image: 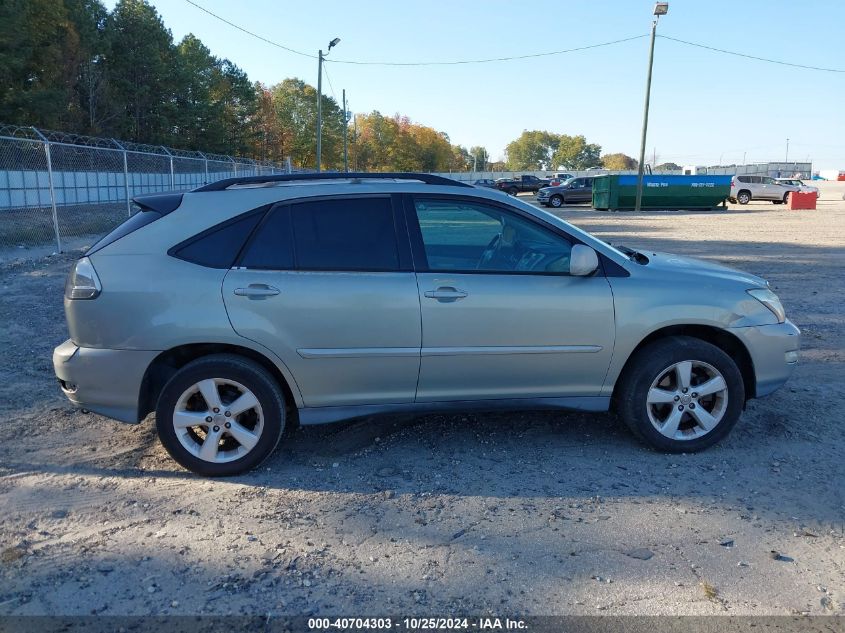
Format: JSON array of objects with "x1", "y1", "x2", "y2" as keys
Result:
[
  {"x1": 424, "y1": 287, "x2": 468, "y2": 301},
  {"x1": 234, "y1": 284, "x2": 280, "y2": 298}
]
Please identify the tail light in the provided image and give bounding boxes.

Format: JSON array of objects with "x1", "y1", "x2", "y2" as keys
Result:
[{"x1": 65, "y1": 257, "x2": 102, "y2": 300}]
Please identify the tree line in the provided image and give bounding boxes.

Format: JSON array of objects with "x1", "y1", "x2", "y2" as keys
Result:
[{"x1": 1, "y1": 0, "x2": 655, "y2": 172}]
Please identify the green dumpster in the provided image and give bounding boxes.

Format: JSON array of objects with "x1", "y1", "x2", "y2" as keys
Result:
[{"x1": 592, "y1": 174, "x2": 732, "y2": 210}]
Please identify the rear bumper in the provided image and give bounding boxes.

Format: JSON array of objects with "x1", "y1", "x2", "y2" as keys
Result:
[
  {"x1": 53, "y1": 339, "x2": 159, "y2": 423},
  {"x1": 729, "y1": 320, "x2": 800, "y2": 398}
]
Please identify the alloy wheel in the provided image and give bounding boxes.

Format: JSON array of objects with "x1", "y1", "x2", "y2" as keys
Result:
[
  {"x1": 173, "y1": 378, "x2": 264, "y2": 463},
  {"x1": 646, "y1": 360, "x2": 728, "y2": 440}
]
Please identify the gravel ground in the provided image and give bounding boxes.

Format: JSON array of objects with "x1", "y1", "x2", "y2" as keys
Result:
[{"x1": 0, "y1": 182, "x2": 843, "y2": 618}]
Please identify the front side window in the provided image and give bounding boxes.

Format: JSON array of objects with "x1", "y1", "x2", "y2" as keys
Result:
[
  {"x1": 291, "y1": 197, "x2": 399, "y2": 271},
  {"x1": 414, "y1": 198, "x2": 572, "y2": 274}
]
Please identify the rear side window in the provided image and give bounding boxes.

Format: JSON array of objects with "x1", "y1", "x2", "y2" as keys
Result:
[
  {"x1": 172, "y1": 212, "x2": 263, "y2": 269},
  {"x1": 290, "y1": 198, "x2": 399, "y2": 271},
  {"x1": 737, "y1": 176, "x2": 749, "y2": 183}
]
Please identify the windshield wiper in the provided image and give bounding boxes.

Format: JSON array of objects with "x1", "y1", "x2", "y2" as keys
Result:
[{"x1": 614, "y1": 244, "x2": 650, "y2": 265}]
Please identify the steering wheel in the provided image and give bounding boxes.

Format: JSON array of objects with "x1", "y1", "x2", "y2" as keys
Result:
[{"x1": 476, "y1": 233, "x2": 502, "y2": 270}]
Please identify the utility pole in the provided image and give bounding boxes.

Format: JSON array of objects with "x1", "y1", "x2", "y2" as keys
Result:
[
  {"x1": 785, "y1": 138, "x2": 790, "y2": 163},
  {"x1": 343, "y1": 89, "x2": 349, "y2": 173},
  {"x1": 316, "y1": 37, "x2": 340, "y2": 173},
  {"x1": 635, "y1": 2, "x2": 668, "y2": 212},
  {"x1": 316, "y1": 49, "x2": 323, "y2": 172}
]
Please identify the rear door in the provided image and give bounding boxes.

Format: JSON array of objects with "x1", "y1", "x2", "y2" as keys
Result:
[
  {"x1": 407, "y1": 195, "x2": 615, "y2": 402},
  {"x1": 222, "y1": 195, "x2": 422, "y2": 408},
  {"x1": 758, "y1": 176, "x2": 777, "y2": 200}
]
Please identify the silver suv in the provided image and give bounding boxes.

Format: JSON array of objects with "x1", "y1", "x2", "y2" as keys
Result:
[
  {"x1": 54, "y1": 173, "x2": 800, "y2": 475},
  {"x1": 730, "y1": 175, "x2": 798, "y2": 205}
]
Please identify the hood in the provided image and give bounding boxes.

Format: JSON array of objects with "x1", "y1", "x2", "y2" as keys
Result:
[{"x1": 641, "y1": 251, "x2": 768, "y2": 287}]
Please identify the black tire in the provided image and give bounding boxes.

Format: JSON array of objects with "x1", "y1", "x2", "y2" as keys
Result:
[
  {"x1": 736, "y1": 190, "x2": 751, "y2": 205},
  {"x1": 783, "y1": 193, "x2": 790, "y2": 204},
  {"x1": 507, "y1": 187, "x2": 518, "y2": 196},
  {"x1": 549, "y1": 194, "x2": 564, "y2": 208},
  {"x1": 615, "y1": 336, "x2": 745, "y2": 453},
  {"x1": 155, "y1": 354, "x2": 285, "y2": 476}
]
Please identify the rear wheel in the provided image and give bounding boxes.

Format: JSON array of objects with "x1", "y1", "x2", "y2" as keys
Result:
[
  {"x1": 549, "y1": 194, "x2": 564, "y2": 208},
  {"x1": 616, "y1": 337, "x2": 744, "y2": 453},
  {"x1": 507, "y1": 187, "x2": 518, "y2": 196},
  {"x1": 736, "y1": 190, "x2": 751, "y2": 205},
  {"x1": 156, "y1": 354, "x2": 285, "y2": 476}
]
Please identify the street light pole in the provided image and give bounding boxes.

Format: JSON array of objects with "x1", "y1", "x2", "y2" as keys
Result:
[
  {"x1": 316, "y1": 37, "x2": 340, "y2": 173},
  {"x1": 785, "y1": 138, "x2": 790, "y2": 163},
  {"x1": 635, "y1": 3, "x2": 668, "y2": 213}
]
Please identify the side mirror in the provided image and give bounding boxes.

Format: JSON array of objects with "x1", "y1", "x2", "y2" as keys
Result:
[{"x1": 570, "y1": 245, "x2": 599, "y2": 276}]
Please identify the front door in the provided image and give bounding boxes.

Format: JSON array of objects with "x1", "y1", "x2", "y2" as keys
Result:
[
  {"x1": 223, "y1": 196, "x2": 421, "y2": 408},
  {"x1": 407, "y1": 196, "x2": 615, "y2": 402}
]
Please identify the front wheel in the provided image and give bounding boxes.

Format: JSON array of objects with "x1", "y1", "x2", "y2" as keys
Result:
[
  {"x1": 549, "y1": 194, "x2": 564, "y2": 208},
  {"x1": 156, "y1": 354, "x2": 286, "y2": 476},
  {"x1": 616, "y1": 337, "x2": 744, "y2": 453}
]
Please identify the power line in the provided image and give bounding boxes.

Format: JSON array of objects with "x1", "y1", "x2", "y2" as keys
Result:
[
  {"x1": 322, "y1": 63, "x2": 337, "y2": 102},
  {"x1": 183, "y1": 1, "x2": 845, "y2": 73},
  {"x1": 659, "y1": 34, "x2": 845, "y2": 73},
  {"x1": 183, "y1": 1, "x2": 646, "y2": 66},
  {"x1": 184, "y1": 0, "x2": 316, "y2": 59},
  {"x1": 328, "y1": 35, "x2": 649, "y2": 66}
]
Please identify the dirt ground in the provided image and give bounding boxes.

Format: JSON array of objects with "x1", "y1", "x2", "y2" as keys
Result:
[{"x1": 0, "y1": 182, "x2": 843, "y2": 618}]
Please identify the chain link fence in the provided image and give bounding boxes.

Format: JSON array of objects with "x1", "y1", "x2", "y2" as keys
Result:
[{"x1": 0, "y1": 124, "x2": 291, "y2": 253}]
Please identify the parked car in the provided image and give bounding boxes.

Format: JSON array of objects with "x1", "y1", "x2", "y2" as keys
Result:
[
  {"x1": 547, "y1": 172, "x2": 575, "y2": 187},
  {"x1": 54, "y1": 172, "x2": 799, "y2": 476},
  {"x1": 775, "y1": 178, "x2": 820, "y2": 198},
  {"x1": 472, "y1": 178, "x2": 497, "y2": 189},
  {"x1": 537, "y1": 177, "x2": 595, "y2": 207},
  {"x1": 494, "y1": 174, "x2": 550, "y2": 195},
  {"x1": 730, "y1": 175, "x2": 799, "y2": 205}
]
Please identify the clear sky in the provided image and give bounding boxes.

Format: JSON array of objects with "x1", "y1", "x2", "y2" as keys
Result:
[{"x1": 109, "y1": 0, "x2": 845, "y2": 169}]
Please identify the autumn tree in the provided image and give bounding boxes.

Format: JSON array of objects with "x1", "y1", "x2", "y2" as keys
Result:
[
  {"x1": 601, "y1": 153, "x2": 638, "y2": 170},
  {"x1": 551, "y1": 135, "x2": 602, "y2": 170},
  {"x1": 505, "y1": 131, "x2": 559, "y2": 170},
  {"x1": 655, "y1": 162, "x2": 682, "y2": 171}
]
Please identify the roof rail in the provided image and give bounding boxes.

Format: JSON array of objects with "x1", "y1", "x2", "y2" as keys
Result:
[{"x1": 192, "y1": 172, "x2": 472, "y2": 192}]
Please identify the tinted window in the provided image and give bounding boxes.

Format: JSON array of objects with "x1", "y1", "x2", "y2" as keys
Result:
[
  {"x1": 240, "y1": 206, "x2": 294, "y2": 269},
  {"x1": 414, "y1": 199, "x2": 572, "y2": 274},
  {"x1": 737, "y1": 176, "x2": 750, "y2": 183},
  {"x1": 173, "y1": 212, "x2": 263, "y2": 269},
  {"x1": 291, "y1": 197, "x2": 399, "y2": 271}
]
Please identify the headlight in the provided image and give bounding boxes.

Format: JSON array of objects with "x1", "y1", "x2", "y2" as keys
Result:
[
  {"x1": 65, "y1": 256, "x2": 102, "y2": 300},
  {"x1": 747, "y1": 288, "x2": 785, "y2": 323}
]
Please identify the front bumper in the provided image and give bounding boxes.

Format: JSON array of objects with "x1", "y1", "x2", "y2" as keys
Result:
[
  {"x1": 53, "y1": 339, "x2": 159, "y2": 423},
  {"x1": 729, "y1": 319, "x2": 800, "y2": 398}
]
